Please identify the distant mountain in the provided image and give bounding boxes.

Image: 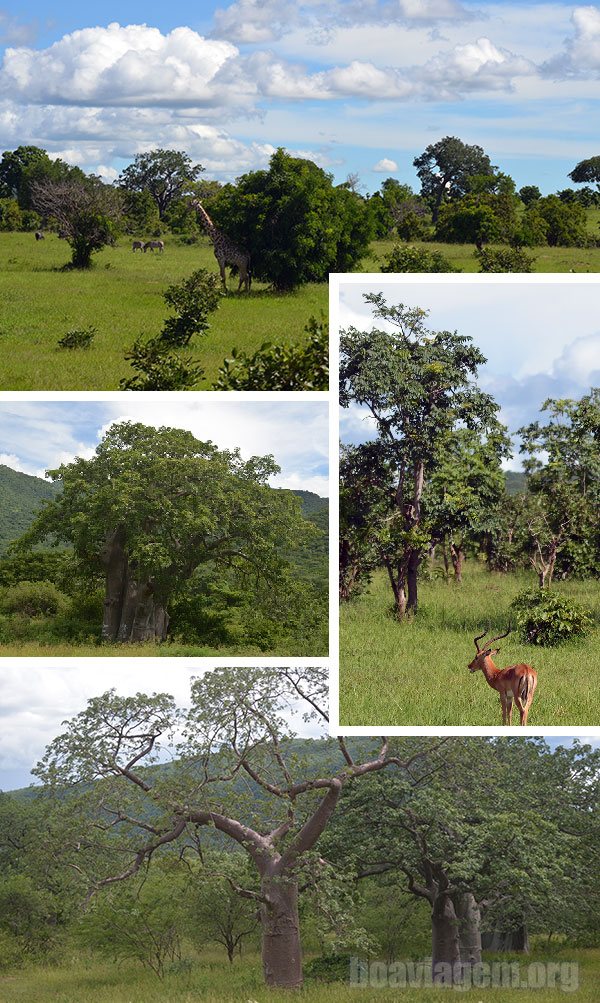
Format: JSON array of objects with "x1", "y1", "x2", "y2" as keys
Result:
[
  {"x1": 0, "y1": 465, "x2": 60, "y2": 553},
  {"x1": 288, "y1": 490, "x2": 328, "y2": 590},
  {"x1": 505, "y1": 471, "x2": 527, "y2": 496}
]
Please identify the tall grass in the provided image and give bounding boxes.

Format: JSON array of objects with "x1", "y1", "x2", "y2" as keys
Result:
[
  {"x1": 340, "y1": 563, "x2": 600, "y2": 727},
  {"x1": 1, "y1": 948, "x2": 598, "y2": 1002},
  {"x1": 0, "y1": 234, "x2": 327, "y2": 390}
]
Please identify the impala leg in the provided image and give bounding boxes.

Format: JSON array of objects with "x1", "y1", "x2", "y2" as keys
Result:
[
  {"x1": 500, "y1": 694, "x2": 507, "y2": 725},
  {"x1": 506, "y1": 697, "x2": 514, "y2": 725},
  {"x1": 514, "y1": 696, "x2": 525, "y2": 725}
]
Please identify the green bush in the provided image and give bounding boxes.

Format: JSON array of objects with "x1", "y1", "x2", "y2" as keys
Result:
[
  {"x1": 304, "y1": 953, "x2": 352, "y2": 983},
  {"x1": 381, "y1": 244, "x2": 459, "y2": 273},
  {"x1": 57, "y1": 326, "x2": 96, "y2": 349},
  {"x1": 476, "y1": 247, "x2": 535, "y2": 272},
  {"x1": 510, "y1": 588, "x2": 593, "y2": 646},
  {"x1": 120, "y1": 337, "x2": 204, "y2": 390},
  {"x1": 0, "y1": 580, "x2": 68, "y2": 617},
  {"x1": 213, "y1": 315, "x2": 328, "y2": 390}
]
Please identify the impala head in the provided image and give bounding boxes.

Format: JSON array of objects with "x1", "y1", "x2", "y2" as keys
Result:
[{"x1": 468, "y1": 627, "x2": 511, "y2": 672}]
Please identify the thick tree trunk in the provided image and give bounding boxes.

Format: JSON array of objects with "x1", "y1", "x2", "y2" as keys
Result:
[
  {"x1": 482, "y1": 924, "x2": 529, "y2": 953},
  {"x1": 260, "y1": 874, "x2": 303, "y2": 989},
  {"x1": 431, "y1": 894, "x2": 461, "y2": 985},
  {"x1": 100, "y1": 529, "x2": 169, "y2": 643},
  {"x1": 456, "y1": 892, "x2": 482, "y2": 969}
]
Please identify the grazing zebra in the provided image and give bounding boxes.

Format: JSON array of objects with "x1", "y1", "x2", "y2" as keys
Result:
[
  {"x1": 144, "y1": 240, "x2": 165, "y2": 253},
  {"x1": 35, "y1": 231, "x2": 45, "y2": 241},
  {"x1": 132, "y1": 240, "x2": 145, "y2": 252}
]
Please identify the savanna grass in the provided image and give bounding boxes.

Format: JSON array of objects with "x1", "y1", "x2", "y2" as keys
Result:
[
  {"x1": 1, "y1": 948, "x2": 598, "y2": 1003},
  {"x1": 339, "y1": 563, "x2": 600, "y2": 727},
  {"x1": 0, "y1": 233, "x2": 327, "y2": 389}
]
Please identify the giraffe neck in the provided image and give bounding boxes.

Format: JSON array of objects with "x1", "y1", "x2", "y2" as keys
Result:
[{"x1": 194, "y1": 201, "x2": 218, "y2": 237}]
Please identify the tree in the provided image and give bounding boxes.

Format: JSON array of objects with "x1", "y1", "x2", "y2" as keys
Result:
[
  {"x1": 381, "y1": 244, "x2": 458, "y2": 273},
  {"x1": 425, "y1": 427, "x2": 510, "y2": 582},
  {"x1": 16, "y1": 422, "x2": 313, "y2": 643},
  {"x1": 518, "y1": 185, "x2": 541, "y2": 205},
  {"x1": 209, "y1": 149, "x2": 372, "y2": 291},
  {"x1": 413, "y1": 137, "x2": 495, "y2": 222},
  {"x1": 33, "y1": 666, "x2": 438, "y2": 988},
  {"x1": 186, "y1": 852, "x2": 259, "y2": 962},
  {"x1": 117, "y1": 149, "x2": 204, "y2": 219},
  {"x1": 340, "y1": 294, "x2": 499, "y2": 617},
  {"x1": 325, "y1": 738, "x2": 598, "y2": 984},
  {"x1": 568, "y1": 156, "x2": 600, "y2": 191},
  {"x1": 519, "y1": 390, "x2": 600, "y2": 580},
  {"x1": 30, "y1": 177, "x2": 122, "y2": 268},
  {"x1": 526, "y1": 196, "x2": 588, "y2": 247}
]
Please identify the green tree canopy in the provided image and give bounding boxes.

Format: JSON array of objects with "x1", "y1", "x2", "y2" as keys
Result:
[
  {"x1": 16, "y1": 421, "x2": 313, "y2": 643},
  {"x1": 210, "y1": 148, "x2": 372, "y2": 290},
  {"x1": 117, "y1": 149, "x2": 204, "y2": 218},
  {"x1": 568, "y1": 156, "x2": 600, "y2": 189},
  {"x1": 413, "y1": 136, "x2": 496, "y2": 221}
]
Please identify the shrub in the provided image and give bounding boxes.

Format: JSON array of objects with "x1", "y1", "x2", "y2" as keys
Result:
[
  {"x1": 0, "y1": 580, "x2": 68, "y2": 618},
  {"x1": 160, "y1": 269, "x2": 221, "y2": 347},
  {"x1": 214, "y1": 315, "x2": 328, "y2": 390},
  {"x1": 476, "y1": 247, "x2": 535, "y2": 272},
  {"x1": 120, "y1": 337, "x2": 204, "y2": 390},
  {"x1": 381, "y1": 244, "x2": 459, "y2": 273},
  {"x1": 510, "y1": 588, "x2": 593, "y2": 646},
  {"x1": 304, "y1": 954, "x2": 352, "y2": 983},
  {"x1": 57, "y1": 326, "x2": 96, "y2": 349}
]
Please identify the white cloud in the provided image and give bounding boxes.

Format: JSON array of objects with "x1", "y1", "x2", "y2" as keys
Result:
[
  {"x1": 373, "y1": 157, "x2": 398, "y2": 171},
  {"x1": 543, "y1": 5, "x2": 600, "y2": 78},
  {"x1": 551, "y1": 331, "x2": 600, "y2": 382},
  {"x1": 421, "y1": 36, "x2": 534, "y2": 95},
  {"x1": 0, "y1": 23, "x2": 242, "y2": 108},
  {"x1": 0, "y1": 10, "x2": 37, "y2": 46},
  {"x1": 213, "y1": 0, "x2": 302, "y2": 43}
]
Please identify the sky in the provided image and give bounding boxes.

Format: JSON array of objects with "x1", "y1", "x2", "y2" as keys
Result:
[
  {"x1": 0, "y1": 397, "x2": 329, "y2": 496},
  {"x1": 0, "y1": 660, "x2": 596, "y2": 789},
  {"x1": 0, "y1": 663, "x2": 328, "y2": 790},
  {"x1": 1, "y1": 1, "x2": 599, "y2": 192},
  {"x1": 338, "y1": 277, "x2": 600, "y2": 467}
]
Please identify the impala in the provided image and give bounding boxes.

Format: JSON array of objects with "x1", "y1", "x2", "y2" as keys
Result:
[{"x1": 468, "y1": 628, "x2": 537, "y2": 725}]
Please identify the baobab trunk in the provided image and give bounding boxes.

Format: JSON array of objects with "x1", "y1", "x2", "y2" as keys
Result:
[
  {"x1": 456, "y1": 892, "x2": 482, "y2": 969},
  {"x1": 100, "y1": 528, "x2": 169, "y2": 643},
  {"x1": 431, "y1": 894, "x2": 461, "y2": 985},
  {"x1": 260, "y1": 874, "x2": 303, "y2": 988}
]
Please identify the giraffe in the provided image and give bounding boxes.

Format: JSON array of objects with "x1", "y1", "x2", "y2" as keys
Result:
[{"x1": 191, "y1": 199, "x2": 251, "y2": 292}]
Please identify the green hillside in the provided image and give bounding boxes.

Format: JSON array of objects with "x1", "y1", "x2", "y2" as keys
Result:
[
  {"x1": 505, "y1": 470, "x2": 527, "y2": 495},
  {"x1": 0, "y1": 465, "x2": 60, "y2": 553}
]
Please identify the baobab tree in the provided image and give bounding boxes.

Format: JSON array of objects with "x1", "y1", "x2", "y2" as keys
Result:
[{"x1": 33, "y1": 666, "x2": 440, "y2": 989}]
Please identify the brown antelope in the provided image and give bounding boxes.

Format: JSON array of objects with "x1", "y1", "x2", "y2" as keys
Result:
[{"x1": 468, "y1": 628, "x2": 537, "y2": 725}]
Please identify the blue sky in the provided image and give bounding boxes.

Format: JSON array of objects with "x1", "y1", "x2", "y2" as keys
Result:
[
  {"x1": 338, "y1": 278, "x2": 600, "y2": 466},
  {"x1": 1, "y1": 0, "x2": 599, "y2": 192},
  {"x1": 0, "y1": 398, "x2": 329, "y2": 495}
]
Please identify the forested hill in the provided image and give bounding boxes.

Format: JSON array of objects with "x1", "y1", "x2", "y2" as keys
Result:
[
  {"x1": 0, "y1": 465, "x2": 60, "y2": 553},
  {"x1": 0, "y1": 467, "x2": 328, "y2": 577},
  {"x1": 505, "y1": 470, "x2": 527, "y2": 495}
]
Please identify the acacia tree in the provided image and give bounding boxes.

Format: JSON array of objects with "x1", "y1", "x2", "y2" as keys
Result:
[
  {"x1": 340, "y1": 294, "x2": 499, "y2": 617},
  {"x1": 568, "y1": 156, "x2": 600, "y2": 191},
  {"x1": 16, "y1": 422, "x2": 312, "y2": 643},
  {"x1": 33, "y1": 667, "x2": 438, "y2": 989},
  {"x1": 413, "y1": 136, "x2": 495, "y2": 222},
  {"x1": 31, "y1": 177, "x2": 122, "y2": 268},
  {"x1": 117, "y1": 149, "x2": 204, "y2": 219}
]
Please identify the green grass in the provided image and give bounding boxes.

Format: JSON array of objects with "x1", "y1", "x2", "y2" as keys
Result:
[
  {"x1": 339, "y1": 563, "x2": 600, "y2": 727},
  {"x1": 366, "y1": 238, "x2": 600, "y2": 273},
  {"x1": 0, "y1": 233, "x2": 327, "y2": 390},
  {"x1": 1, "y1": 948, "x2": 597, "y2": 1002},
  {"x1": 0, "y1": 638, "x2": 325, "y2": 657}
]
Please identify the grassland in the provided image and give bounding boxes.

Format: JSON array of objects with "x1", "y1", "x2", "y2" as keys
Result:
[
  {"x1": 1, "y1": 948, "x2": 597, "y2": 1002},
  {"x1": 0, "y1": 233, "x2": 327, "y2": 390},
  {"x1": 339, "y1": 563, "x2": 600, "y2": 727},
  {"x1": 367, "y1": 237, "x2": 600, "y2": 273}
]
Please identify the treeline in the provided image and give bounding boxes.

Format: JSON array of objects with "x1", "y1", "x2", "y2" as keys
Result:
[
  {"x1": 0, "y1": 667, "x2": 598, "y2": 988},
  {"x1": 2, "y1": 138, "x2": 599, "y2": 277},
  {"x1": 340, "y1": 294, "x2": 599, "y2": 644}
]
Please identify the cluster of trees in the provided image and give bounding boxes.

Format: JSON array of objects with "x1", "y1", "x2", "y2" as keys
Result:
[
  {"x1": 0, "y1": 145, "x2": 371, "y2": 282},
  {"x1": 2, "y1": 138, "x2": 598, "y2": 276},
  {"x1": 1, "y1": 666, "x2": 598, "y2": 990},
  {"x1": 340, "y1": 294, "x2": 600, "y2": 618},
  {"x1": 0, "y1": 422, "x2": 328, "y2": 653},
  {"x1": 368, "y1": 139, "x2": 599, "y2": 252}
]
